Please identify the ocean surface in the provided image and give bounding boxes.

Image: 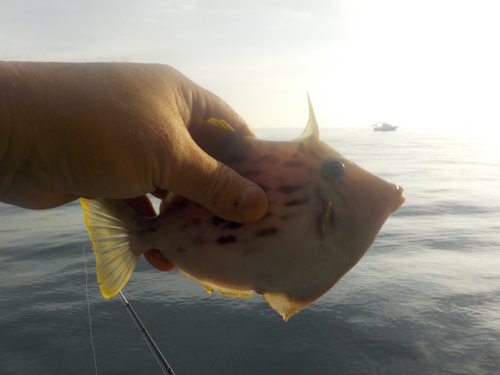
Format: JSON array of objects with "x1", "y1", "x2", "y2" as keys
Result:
[{"x1": 1, "y1": 127, "x2": 499, "y2": 375}]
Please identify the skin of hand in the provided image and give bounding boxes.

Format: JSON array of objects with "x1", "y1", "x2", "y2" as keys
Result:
[{"x1": 0, "y1": 62, "x2": 268, "y2": 271}]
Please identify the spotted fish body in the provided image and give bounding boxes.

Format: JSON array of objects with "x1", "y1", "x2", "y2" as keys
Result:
[{"x1": 81, "y1": 97, "x2": 405, "y2": 320}]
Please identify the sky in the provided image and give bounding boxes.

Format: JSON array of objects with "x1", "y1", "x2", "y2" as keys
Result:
[{"x1": 1, "y1": 0, "x2": 499, "y2": 130}]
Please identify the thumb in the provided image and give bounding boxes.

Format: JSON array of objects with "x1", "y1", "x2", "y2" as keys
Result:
[{"x1": 166, "y1": 139, "x2": 268, "y2": 224}]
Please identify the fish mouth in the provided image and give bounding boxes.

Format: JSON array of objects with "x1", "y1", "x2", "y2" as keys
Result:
[
  {"x1": 385, "y1": 183, "x2": 406, "y2": 214},
  {"x1": 395, "y1": 185, "x2": 406, "y2": 207}
]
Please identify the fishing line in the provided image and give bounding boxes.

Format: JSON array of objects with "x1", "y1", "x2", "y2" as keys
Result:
[
  {"x1": 83, "y1": 243, "x2": 98, "y2": 375},
  {"x1": 82, "y1": 243, "x2": 177, "y2": 375}
]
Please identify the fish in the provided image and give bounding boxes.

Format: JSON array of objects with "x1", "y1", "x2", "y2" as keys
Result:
[{"x1": 80, "y1": 96, "x2": 405, "y2": 321}]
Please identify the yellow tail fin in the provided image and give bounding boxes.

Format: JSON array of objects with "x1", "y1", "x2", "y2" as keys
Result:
[{"x1": 80, "y1": 198, "x2": 140, "y2": 298}]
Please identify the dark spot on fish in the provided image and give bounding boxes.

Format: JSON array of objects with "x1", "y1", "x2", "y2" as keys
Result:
[
  {"x1": 221, "y1": 221, "x2": 243, "y2": 230},
  {"x1": 217, "y1": 236, "x2": 237, "y2": 245},
  {"x1": 280, "y1": 213, "x2": 295, "y2": 221},
  {"x1": 283, "y1": 160, "x2": 305, "y2": 168},
  {"x1": 211, "y1": 216, "x2": 225, "y2": 226},
  {"x1": 243, "y1": 169, "x2": 262, "y2": 177},
  {"x1": 255, "y1": 227, "x2": 279, "y2": 237},
  {"x1": 256, "y1": 154, "x2": 279, "y2": 164},
  {"x1": 292, "y1": 153, "x2": 298, "y2": 158},
  {"x1": 175, "y1": 200, "x2": 187, "y2": 210},
  {"x1": 309, "y1": 148, "x2": 320, "y2": 159},
  {"x1": 284, "y1": 197, "x2": 310, "y2": 206},
  {"x1": 278, "y1": 185, "x2": 301, "y2": 194},
  {"x1": 227, "y1": 153, "x2": 247, "y2": 164},
  {"x1": 177, "y1": 248, "x2": 185, "y2": 253},
  {"x1": 297, "y1": 143, "x2": 305, "y2": 153},
  {"x1": 228, "y1": 222, "x2": 242, "y2": 229}
]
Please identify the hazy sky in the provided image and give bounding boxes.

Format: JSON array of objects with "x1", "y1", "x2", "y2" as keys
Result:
[{"x1": 1, "y1": 0, "x2": 499, "y2": 130}]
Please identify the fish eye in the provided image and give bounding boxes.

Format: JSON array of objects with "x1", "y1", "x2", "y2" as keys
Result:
[{"x1": 321, "y1": 159, "x2": 345, "y2": 181}]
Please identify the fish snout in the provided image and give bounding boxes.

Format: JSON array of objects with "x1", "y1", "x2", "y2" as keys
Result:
[
  {"x1": 366, "y1": 177, "x2": 406, "y2": 216},
  {"x1": 342, "y1": 163, "x2": 405, "y2": 217},
  {"x1": 390, "y1": 183, "x2": 406, "y2": 213}
]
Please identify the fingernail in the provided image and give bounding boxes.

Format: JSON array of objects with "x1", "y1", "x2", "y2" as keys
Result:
[{"x1": 237, "y1": 185, "x2": 267, "y2": 223}]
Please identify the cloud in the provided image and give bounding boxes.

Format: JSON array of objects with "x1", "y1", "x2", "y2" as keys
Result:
[{"x1": 1, "y1": 0, "x2": 341, "y2": 60}]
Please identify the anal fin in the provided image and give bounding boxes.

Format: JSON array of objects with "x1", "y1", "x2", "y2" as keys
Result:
[{"x1": 179, "y1": 270, "x2": 254, "y2": 298}]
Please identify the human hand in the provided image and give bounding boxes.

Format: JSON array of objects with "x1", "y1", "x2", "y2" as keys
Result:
[{"x1": 0, "y1": 62, "x2": 267, "y2": 225}]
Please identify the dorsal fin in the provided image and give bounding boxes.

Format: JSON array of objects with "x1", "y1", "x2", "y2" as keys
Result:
[
  {"x1": 205, "y1": 118, "x2": 236, "y2": 134},
  {"x1": 294, "y1": 93, "x2": 320, "y2": 141}
]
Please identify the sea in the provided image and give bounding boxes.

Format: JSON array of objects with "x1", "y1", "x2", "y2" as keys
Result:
[{"x1": 1, "y1": 127, "x2": 499, "y2": 375}]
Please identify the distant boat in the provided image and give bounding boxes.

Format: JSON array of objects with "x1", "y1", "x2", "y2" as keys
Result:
[{"x1": 372, "y1": 122, "x2": 398, "y2": 131}]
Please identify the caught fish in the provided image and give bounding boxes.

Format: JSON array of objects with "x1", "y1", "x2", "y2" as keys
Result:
[{"x1": 80, "y1": 96, "x2": 405, "y2": 321}]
